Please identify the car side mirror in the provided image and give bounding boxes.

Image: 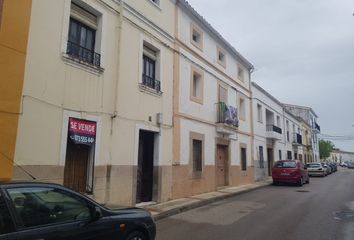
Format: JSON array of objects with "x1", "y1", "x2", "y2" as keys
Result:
[{"x1": 91, "y1": 206, "x2": 103, "y2": 222}]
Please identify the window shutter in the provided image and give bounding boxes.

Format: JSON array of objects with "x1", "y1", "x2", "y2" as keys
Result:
[{"x1": 71, "y1": 3, "x2": 97, "y2": 30}]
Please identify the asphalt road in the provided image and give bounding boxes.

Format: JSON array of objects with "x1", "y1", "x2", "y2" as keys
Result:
[{"x1": 156, "y1": 167, "x2": 354, "y2": 240}]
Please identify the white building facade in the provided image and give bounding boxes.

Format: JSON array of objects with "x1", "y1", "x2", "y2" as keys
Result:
[
  {"x1": 252, "y1": 83, "x2": 304, "y2": 181},
  {"x1": 171, "y1": 0, "x2": 255, "y2": 198}
]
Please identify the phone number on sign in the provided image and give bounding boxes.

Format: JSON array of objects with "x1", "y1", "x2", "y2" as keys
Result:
[{"x1": 71, "y1": 135, "x2": 95, "y2": 144}]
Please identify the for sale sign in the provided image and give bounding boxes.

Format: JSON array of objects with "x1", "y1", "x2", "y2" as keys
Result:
[{"x1": 68, "y1": 118, "x2": 96, "y2": 146}]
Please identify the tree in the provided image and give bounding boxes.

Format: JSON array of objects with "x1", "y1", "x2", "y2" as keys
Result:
[{"x1": 319, "y1": 140, "x2": 335, "y2": 160}]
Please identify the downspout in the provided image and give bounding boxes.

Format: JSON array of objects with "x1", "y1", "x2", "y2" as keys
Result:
[
  {"x1": 106, "y1": 0, "x2": 124, "y2": 204},
  {"x1": 249, "y1": 69, "x2": 256, "y2": 181}
]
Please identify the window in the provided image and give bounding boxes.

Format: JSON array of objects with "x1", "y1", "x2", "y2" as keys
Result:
[
  {"x1": 279, "y1": 150, "x2": 282, "y2": 160},
  {"x1": 294, "y1": 153, "x2": 298, "y2": 159},
  {"x1": 217, "y1": 47, "x2": 226, "y2": 68},
  {"x1": 286, "y1": 120, "x2": 289, "y2": 142},
  {"x1": 218, "y1": 85, "x2": 228, "y2": 103},
  {"x1": 7, "y1": 187, "x2": 91, "y2": 228},
  {"x1": 0, "y1": 193, "x2": 14, "y2": 234},
  {"x1": 259, "y1": 146, "x2": 264, "y2": 169},
  {"x1": 287, "y1": 151, "x2": 292, "y2": 160},
  {"x1": 257, "y1": 104, "x2": 262, "y2": 123},
  {"x1": 190, "y1": 67, "x2": 204, "y2": 104},
  {"x1": 192, "y1": 139, "x2": 203, "y2": 172},
  {"x1": 237, "y1": 65, "x2": 244, "y2": 82},
  {"x1": 150, "y1": 0, "x2": 160, "y2": 5},
  {"x1": 274, "y1": 161, "x2": 296, "y2": 168},
  {"x1": 276, "y1": 116, "x2": 280, "y2": 127},
  {"x1": 67, "y1": 3, "x2": 100, "y2": 67},
  {"x1": 239, "y1": 97, "x2": 246, "y2": 121},
  {"x1": 241, "y1": 147, "x2": 247, "y2": 171},
  {"x1": 142, "y1": 44, "x2": 160, "y2": 92},
  {"x1": 190, "y1": 23, "x2": 203, "y2": 50}
]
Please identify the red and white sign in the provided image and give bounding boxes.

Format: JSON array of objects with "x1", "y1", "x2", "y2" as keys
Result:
[{"x1": 68, "y1": 118, "x2": 96, "y2": 146}]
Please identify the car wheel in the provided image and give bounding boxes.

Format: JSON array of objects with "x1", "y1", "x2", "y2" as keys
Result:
[
  {"x1": 273, "y1": 180, "x2": 278, "y2": 185},
  {"x1": 306, "y1": 177, "x2": 310, "y2": 184},
  {"x1": 126, "y1": 231, "x2": 146, "y2": 240}
]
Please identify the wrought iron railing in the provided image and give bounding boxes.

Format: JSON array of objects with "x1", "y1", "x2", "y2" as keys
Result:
[
  {"x1": 216, "y1": 102, "x2": 239, "y2": 127},
  {"x1": 142, "y1": 74, "x2": 161, "y2": 92},
  {"x1": 66, "y1": 41, "x2": 101, "y2": 67},
  {"x1": 266, "y1": 124, "x2": 282, "y2": 134}
]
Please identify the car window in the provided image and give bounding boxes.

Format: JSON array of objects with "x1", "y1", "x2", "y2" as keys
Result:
[
  {"x1": 274, "y1": 161, "x2": 296, "y2": 168},
  {"x1": 0, "y1": 192, "x2": 14, "y2": 234},
  {"x1": 6, "y1": 187, "x2": 91, "y2": 228},
  {"x1": 307, "y1": 164, "x2": 320, "y2": 168}
]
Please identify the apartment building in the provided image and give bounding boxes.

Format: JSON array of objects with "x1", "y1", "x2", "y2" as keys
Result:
[
  {"x1": 0, "y1": 0, "x2": 32, "y2": 181},
  {"x1": 251, "y1": 83, "x2": 305, "y2": 181},
  {"x1": 283, "y1": 104, "x2": 321, "y2": 162},
  {"x1": 10, "y1": 0, "x2": 175, "y2": 206},
  {"x1": 171, "y1": 0, "x2": 254, "y2": 198}
]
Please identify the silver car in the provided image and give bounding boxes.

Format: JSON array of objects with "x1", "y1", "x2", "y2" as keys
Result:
[{"x1": 306, "y1": 163, "x2": 327, "y2": 177}]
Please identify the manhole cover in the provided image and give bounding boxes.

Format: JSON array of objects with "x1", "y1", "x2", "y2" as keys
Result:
[
  {"x1": 296, "y1": 190, "x2": 310, "y2": 193},
  {"x1": 334, "y1": 211, "x2": 354, "y2": 221}
]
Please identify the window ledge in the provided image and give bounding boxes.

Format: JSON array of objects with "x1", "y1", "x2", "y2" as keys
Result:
[
  {"x1": 62, "y1": 54, "x2": 104, "y2": 74},
  {"x1": 139, "y1": 83, "x2": 163, "y2": 97}
]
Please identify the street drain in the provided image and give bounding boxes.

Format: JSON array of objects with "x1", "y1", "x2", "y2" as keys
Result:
[
  {"x1": 334, "y1": 211, "x2": 354, "y2": 221},
  {"x1": 296, "y1": 190, "x2": 310, "y2": 193}
]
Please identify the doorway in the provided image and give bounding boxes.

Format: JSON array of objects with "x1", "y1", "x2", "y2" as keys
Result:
[
  {"x1": 216, "y1": 145, "x2": 228, "y2": 187},
  {"x1": 136, "y1": 130, "x2": 155, "y2": 204},
  {"x1": 267, "y1": 148, "x2": 273, "y2": 176},
  {"x1": 64, "y1": 139, "x2": 93, "y2": 193}
]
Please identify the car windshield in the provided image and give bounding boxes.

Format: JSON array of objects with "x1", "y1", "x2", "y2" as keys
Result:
[
  {"x1": 306, "y1": 164, "x2": 321, "y2": 168},
  {"x1": 274, "y1": 161, "x2": 297, "y2": 168}
]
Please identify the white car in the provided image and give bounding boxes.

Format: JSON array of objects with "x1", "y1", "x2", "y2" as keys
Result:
[{"x1": 306, "y1": 163, "x2": 327, "y2": 177}]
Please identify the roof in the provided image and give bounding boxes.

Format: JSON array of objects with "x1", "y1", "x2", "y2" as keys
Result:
[
  {"x1": 177, "y1": 0, "x2": 254, "y2": 70},
  {"x1": 282, "y1": 103, "x2": 318, "y2": 118}
]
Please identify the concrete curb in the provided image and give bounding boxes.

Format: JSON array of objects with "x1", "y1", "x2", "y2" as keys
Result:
[{"x1": 153, "y1": 182, "x2": 272, "y2": 221}]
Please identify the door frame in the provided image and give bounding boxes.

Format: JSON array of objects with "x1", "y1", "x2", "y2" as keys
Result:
[
  {"x1": 215, "y1": 138, "x2": 230, "y2": 188},
  {"x1": 134, "y1": 125, "x2": 160, "y2": 204}
]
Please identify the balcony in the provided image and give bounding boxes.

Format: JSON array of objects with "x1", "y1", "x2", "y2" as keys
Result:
[
  {"x1": 142, "y1": 74, "x2": 161, "y2": 92},
  {"x1": 216, "y1": 102, "x2": 238, "y2": 135},
  {"x1": 66, "y1": 41, "x2": 101, "y2": 67},
  {"x1": 266, "y1": 125, "x2": 282, "y2": 140},
  {"x1": 292, "y1": 133, "x2": 303, "y2": 146},
  {"x1": 313, "y1": 122, "x2": 321, "y2": 133}
]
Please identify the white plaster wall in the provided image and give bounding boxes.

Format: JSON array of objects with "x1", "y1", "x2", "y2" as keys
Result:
[{"x1": 180, "y1": 119, "x2": 216, "y2": 166}]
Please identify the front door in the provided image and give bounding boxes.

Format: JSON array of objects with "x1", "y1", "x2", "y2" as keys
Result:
[
  {"x1": 267, "y1": 148, "x2": 273, "y2": 176},
  {"x1": 136, "y1": 130, "x2": 155, "y2": 204},
  {"x1": 64, "y1": 140, "x2": 90, "y2": 193},
  {"x1": 216, "y1": 145, "x2": 228, "y2": 187}
]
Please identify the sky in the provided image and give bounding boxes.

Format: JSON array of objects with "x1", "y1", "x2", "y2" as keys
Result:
[{"x1": 187, "y1": 0, "x2": 354, "y2": 151}]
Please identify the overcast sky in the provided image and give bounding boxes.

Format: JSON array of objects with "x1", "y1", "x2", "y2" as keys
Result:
[{"x1": 187, "y1": 0, "x2": 354, "y2": 151}]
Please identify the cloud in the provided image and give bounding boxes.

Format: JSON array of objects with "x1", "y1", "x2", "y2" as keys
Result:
[{"x1": 187, "y1": 0, "x2": 354, "y2": 150}]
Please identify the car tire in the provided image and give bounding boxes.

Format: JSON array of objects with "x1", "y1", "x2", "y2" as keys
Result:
[
  {"x1": 297, "y1": 178, "x2": 303, "y2": 187},
  {"x1": 273, "y1": 180, "x2": 278, "y2": 185},
  {"x1": 126, "y1": 231, "x2": 146, "y2": 240},
  {"x1": 306, "y1": 177, "x2": 310, "y2": 184}
]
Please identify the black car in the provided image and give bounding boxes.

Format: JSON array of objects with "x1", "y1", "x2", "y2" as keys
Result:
[
  {"x1": 347, "y1": 162, "x2": 354, "y2": 169},
  {"x1": 0, "y1": 182, "x2": 155, "y2": 240}
]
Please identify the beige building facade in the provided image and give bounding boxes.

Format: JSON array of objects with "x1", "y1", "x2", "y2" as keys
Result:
[{"x1": 13, "y1": 0, "x2": 175, "y2": 206}]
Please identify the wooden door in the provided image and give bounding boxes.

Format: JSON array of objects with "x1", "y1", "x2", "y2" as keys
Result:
[
  {"x1": 64, "y1": 140, "x2": 89, "y2": 193},
  {"x1": 216, "y1": 145, "x2": 228, "y2": 187}
]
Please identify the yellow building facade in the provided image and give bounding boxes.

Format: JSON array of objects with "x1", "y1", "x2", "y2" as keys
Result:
[{"x1": 0, "y1": 0, "x2": 32, "y2": 180}]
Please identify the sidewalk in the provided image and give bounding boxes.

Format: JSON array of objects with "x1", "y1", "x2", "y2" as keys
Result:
[{"x1": 144, "y1": 179, "x2": 273, "y2": 221}]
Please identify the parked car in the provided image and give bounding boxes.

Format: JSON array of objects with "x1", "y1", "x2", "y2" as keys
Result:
[
  {"x1": 347, "y1": 162, "x2": 354, "y2": 169},
  {"x1": 0, "y1": 182, "x2": 156, "y2": 240},
  {"x1": 306, "y1": 163, "x2": 327, "y2": 177},
  {"x1": 272, "y1": 160, "x2": 310, "y2": 186},
  {"x1": 340, "y1": 162, "x2": 348, "y2": 167},
  {"x1": 321, "y1": 163, "x2": 332, "y2": 175},
  {"x1": 329, "y1": 162, "x2": 337, "y2": 172}
]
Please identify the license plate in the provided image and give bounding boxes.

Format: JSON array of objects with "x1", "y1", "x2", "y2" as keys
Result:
[{"x1": 280, "y1": 173, "x2": 289, "y2": 176}]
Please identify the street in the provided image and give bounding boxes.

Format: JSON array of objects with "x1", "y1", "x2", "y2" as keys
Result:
[{"x1": 157, "y1": 168, "x2": 354, "y2": 240}]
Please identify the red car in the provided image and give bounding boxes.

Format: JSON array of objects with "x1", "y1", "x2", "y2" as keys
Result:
[{"x1": 272, "y1": 160, "x2": 310, "y2": 186}]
